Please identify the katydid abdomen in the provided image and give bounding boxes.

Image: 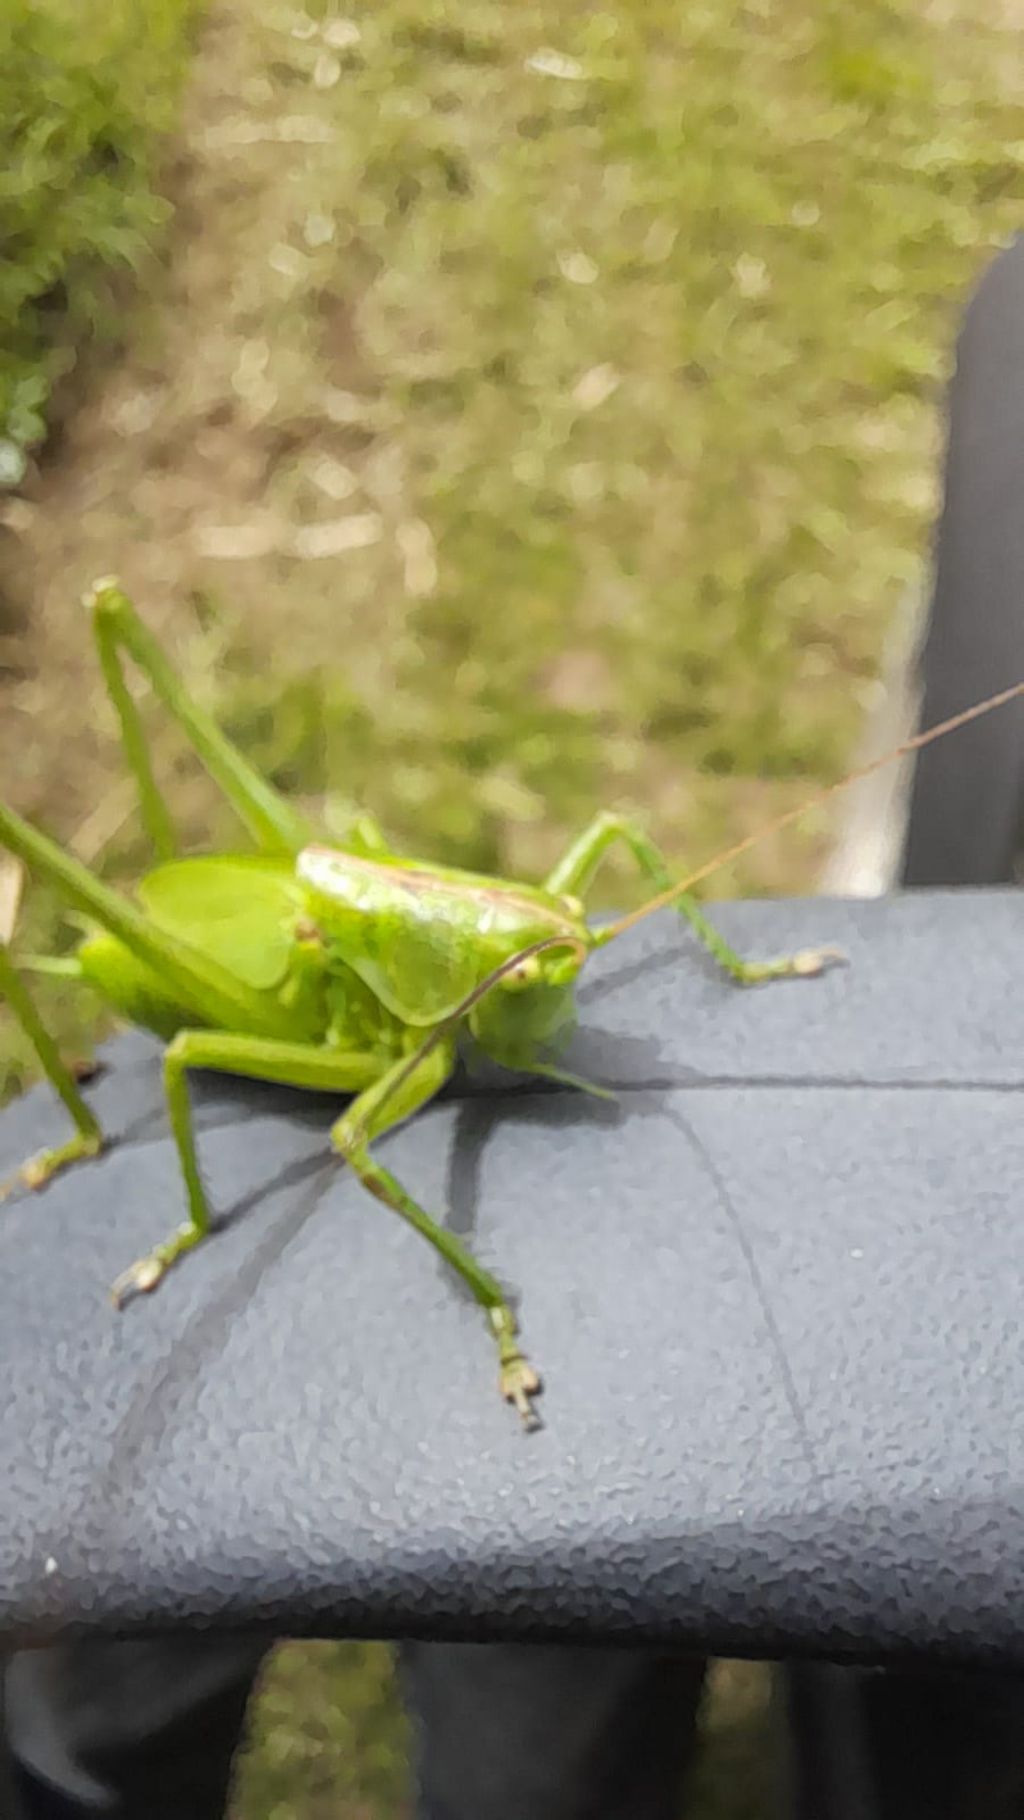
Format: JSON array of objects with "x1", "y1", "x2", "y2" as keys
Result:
[{"x1": 76, "y1": 932, "x2": 202, "y2": 1042}]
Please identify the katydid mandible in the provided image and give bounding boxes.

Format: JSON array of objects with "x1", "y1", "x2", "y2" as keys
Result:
[{"x1": 1, "y1": 581, "x2": 1021, "y2": 1430}]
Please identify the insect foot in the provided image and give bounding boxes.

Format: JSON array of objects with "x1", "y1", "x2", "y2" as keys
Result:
[
  {"x1": 501, "y1": 1355, "x2": 543, "y2": 1431},
  {"x1": 789, "y1": 945, "x2": 847, "y2": 977},
  {"x1": 490, "y1": 1306, "x2": 543, "y2": 1431},
  {"x1": 1, "y1": 1132, "x2": 104, "y2": 1203},
  {"x1": 739, "y1": 943, "x2": 848, "y2": 984},
  {"x1": 110, "y1": 1223, "x2": 203, "y2": 1308}
]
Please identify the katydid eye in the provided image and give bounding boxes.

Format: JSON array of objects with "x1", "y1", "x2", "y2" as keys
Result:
[{"x1": 504, "y1": 956, "x2": 541, "y2": 989}]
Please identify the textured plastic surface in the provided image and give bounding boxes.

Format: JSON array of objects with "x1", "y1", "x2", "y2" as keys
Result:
[{"x1": 2, "y1": 893, "x2": 1023, "y2": 1664}]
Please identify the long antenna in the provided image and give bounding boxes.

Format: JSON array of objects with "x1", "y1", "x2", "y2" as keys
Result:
[{"x1": 600, "y1": 678, "x2": 1024, "y2": 944}]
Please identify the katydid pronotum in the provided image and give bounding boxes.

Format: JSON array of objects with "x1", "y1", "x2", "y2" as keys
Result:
[{"x1": 1, "y1": 581, "x2": 1022, "y2": 1429}]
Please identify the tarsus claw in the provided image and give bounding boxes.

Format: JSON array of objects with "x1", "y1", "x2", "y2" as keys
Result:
[
  {"x1": 500, "y1": 1355, "x2": 543, "y2": 1431},
  {"x1": 792, "y1": 945, "x2": 847, "y2": 976},
  {"x1": 110, "y1": 1255, "x2": 166, "y2": 1308},
  {"x1": 490, "y1": 1305, "x2": 543, "y2": 1430}
]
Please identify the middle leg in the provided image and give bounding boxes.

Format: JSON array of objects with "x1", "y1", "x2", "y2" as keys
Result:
[
  {"x1": 111, "y1": 1033, "x2": 384, "y2": 1303},
  {"x1": 0, "y1": 939, "x2": 102, "y2": 1198}
]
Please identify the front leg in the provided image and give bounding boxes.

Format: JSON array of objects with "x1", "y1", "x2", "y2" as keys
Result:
[
  {"x1": 111, "y1": 1032, "x2": 382, "y2": 1303},
  {"x1": 331, "y1": 1041, "x2": 543, "y2": 1430},
  {"x1": 544, "y1": 811, "x2": 842, "y2": 984}
]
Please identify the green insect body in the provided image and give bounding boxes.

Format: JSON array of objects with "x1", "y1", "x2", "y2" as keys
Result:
[{"x1": 0, "y1": 581, "x2": 843, "y2": 1429}]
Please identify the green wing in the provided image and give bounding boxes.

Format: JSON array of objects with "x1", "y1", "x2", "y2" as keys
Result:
[{"x1": 138, "y1": 857, "x2": 301, "y2": 991}]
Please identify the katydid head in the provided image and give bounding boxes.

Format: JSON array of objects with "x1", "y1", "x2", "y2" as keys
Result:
[{"x1": 467, "y1": 936, "x2": 586, "y2": 1068}]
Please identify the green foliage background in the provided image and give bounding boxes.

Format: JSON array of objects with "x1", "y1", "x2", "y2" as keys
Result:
[{"x1": 0, "y1": 0, "x2": 199, "y2": 484}]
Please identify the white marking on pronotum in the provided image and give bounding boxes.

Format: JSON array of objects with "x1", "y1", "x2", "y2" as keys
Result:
[{"x1": 297, "y1": 847, "x2": 357, "y2": 894}]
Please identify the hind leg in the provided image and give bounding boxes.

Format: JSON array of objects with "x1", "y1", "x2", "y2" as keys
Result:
[{"x1": 87, "y1": 579, "x2": 315, "y2": 859}]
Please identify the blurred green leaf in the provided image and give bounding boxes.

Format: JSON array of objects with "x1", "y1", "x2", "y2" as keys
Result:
[{"x1": 0, "y1": 0, "x2": 200, "y2": 474}]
